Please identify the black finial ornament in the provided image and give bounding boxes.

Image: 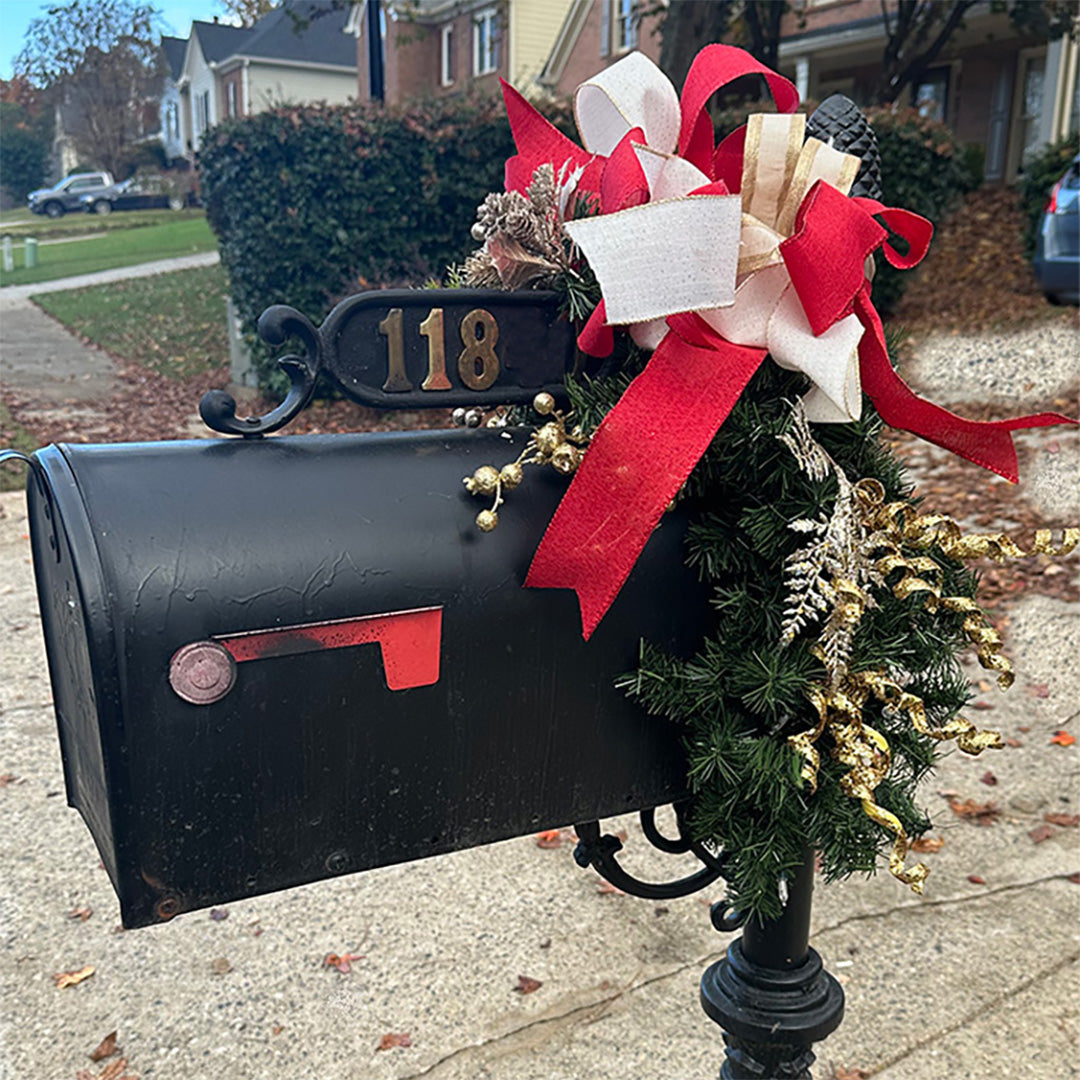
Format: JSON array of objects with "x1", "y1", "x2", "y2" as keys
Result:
[{"x1": 806, "y1": 94, "x2": 884, "y2": 202}]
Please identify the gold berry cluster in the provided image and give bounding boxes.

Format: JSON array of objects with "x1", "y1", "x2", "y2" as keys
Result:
[{"x1": 463, "y1": 392, "x2": 590, "y2": 532}]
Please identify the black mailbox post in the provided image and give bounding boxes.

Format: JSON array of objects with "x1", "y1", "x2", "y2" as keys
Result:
[{"x1": 4, "y1": 284, "x2": 843, "y2": 1078}]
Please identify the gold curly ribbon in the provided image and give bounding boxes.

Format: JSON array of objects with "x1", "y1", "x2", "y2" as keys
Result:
[
  {"x1": 855, "y1": 480, "x2": 1079, "y2": 690},
  {"x1": 792, "y1": 666, "x2": 1003, "y2": 893},
  {"x1": 787, "y1": 478, "x2": 1075, "y2": 892}
]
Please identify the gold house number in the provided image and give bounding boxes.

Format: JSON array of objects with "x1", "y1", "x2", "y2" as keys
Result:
[{"x1": 378, "y1": 308, "x2": 500, "y2": 393}]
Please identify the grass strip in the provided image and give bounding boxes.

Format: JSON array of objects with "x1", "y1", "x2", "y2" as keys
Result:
[
  {"x1": 34, "y1": 264, "x2": 231, "y2": 380},
  {"x1": 0, "y1": 215, "x2": 216, "y2": 287}
]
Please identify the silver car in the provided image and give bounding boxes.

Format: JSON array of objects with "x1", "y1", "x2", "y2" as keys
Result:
[{"x1": 1033, "y1": 154, "x2": 1079, "y2": 304}]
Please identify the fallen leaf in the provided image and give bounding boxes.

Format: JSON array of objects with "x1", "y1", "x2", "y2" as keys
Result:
[
  {"x1": 53, "y1": 964, "x2": 95, "y2": 989},
  {"x1": 1068, "y1": 872, "x2": 1080, "y2": 885},
  {"x1": 513, "y1": 974, "x2": 543, "y2": 995},
  {"x1": 1029, "y1": 824, "x2": 1056, "y2": 844},
  {"x1": 0, "y1": 773, "x2": 20, "y2": 786},
  {"x1": 68, "y1": 906, "x2": 93, "y2": 922},
  {"x1": 1044, "y1": 813, "x2": 1080, "y2": 828},
  {"x1": 535, "y1": 829, "x2": 562, "y2": 849},
  {"x1": 89, "y1": 1031, "x2": 118, "y2": 1062},
  {"x1": 980, "y1": 770, "x2": 998, "y2": 786},
  {"x1": 1026, "y1": 683, "x2": 1051, "y2": 698},
  {"x1": 976, "y1": 679, "x2": 992, "y2": 692},
  {"x1": 376, "y1": 1032, "x2": 412, "y2": 1051},
  {"x1": 597, "y1": 880, "x2": 626, "y2": 896},
  {"x1": 1018, "y1": 725, "x2": 1031, "y2": 733},
  {"x1": 971, "y1": 700, "x2": 994, "y2": 711},
  {"x1": 271, "y1": 1024, "x2": 284, "y2": 1036},
  {"x1": 323, "y1": 951, "x2": 364, "y2": 974},
  {"x1": 1050, "y1": 730, "x2": 1076, "y2": 747},
  {"x1": 209, "y1": 908, "x2": 229, "y2": 921},
  {"x1": 909, "y1": 835, "x2": 944, "y2": 854},
  {"x1": 97, "y1": 1061, "x2": 134, "y2": 1080},
  {"x1": 946, "y1": 796, "x2": 1000, "y2": 825},
  {"x1": 833, "y1": 1067, "x2": 871, "y2": 1080},
  {"x1": 1005, "y1": 738, "x2": 1023, "y2": 748},
  {"x1": 210, "y1": 957, "x2": 231, "y2": 975},
  {"x1": 967, "y1": 874, "x2": 986, "y2": 885}
]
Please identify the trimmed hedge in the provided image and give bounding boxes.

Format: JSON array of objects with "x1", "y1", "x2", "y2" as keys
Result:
[
  {"x1": 201, "y1": 93, "x2": 977, "y2": 392},
  {"x1": 1018, "y1": 131, "x2": 1080, "y2": 259},
  {"x1": 198, "y1": 96, "x2": 524, "y2": 393}
]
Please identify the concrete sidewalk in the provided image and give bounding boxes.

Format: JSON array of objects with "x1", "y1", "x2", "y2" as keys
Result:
[
  {"x1": 0, "y1": 486, "x2": 1077, "y2": 1080},
  {"x1": 1, "y1": 288, "x2": 1078, "y2": 1077},
  {"x1": 0, "y1": 251, "x2": 219, "y2": 302}
]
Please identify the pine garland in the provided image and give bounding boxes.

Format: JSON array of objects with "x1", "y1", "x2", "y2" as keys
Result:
[{"x1": 460, "y1": 168, "x2": 1004, "y2": 923}]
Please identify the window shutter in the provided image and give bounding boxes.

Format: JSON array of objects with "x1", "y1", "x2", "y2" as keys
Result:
[{"x1": 600, "y1": 0, "x2": 611, "y2": 58}]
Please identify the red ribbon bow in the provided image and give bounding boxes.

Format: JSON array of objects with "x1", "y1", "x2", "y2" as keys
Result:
[{"x1": 502, "y1": 48, "x2": 1076, "y2": 639}]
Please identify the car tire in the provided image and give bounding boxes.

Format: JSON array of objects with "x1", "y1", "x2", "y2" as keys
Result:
[
  {"x1": 92, "y1": 200, "x2": 112, "y2": 215},
  {"x1": 44, "y1": 201, "x2": 64, "y2": 219}
]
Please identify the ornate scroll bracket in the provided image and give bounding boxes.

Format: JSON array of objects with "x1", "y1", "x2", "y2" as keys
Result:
[
  {"x1": 573, "y1": 802, "x2": 742, "y2": 921},
  {"x1": 199, "y1": 305, "x2": 321, "y2": 439}
]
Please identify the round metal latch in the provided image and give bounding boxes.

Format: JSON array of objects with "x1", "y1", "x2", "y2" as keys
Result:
[{"x1": 169, "y1": 641, "x2": 236, "y2": 705}]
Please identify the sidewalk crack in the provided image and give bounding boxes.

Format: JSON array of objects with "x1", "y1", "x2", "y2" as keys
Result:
[
  {"x1": 861, "y1": 949, "x2": 1080, "y2": 1077},
  {"x1": 813, "y1": 870, "x2": 1076, "y2": 936}
]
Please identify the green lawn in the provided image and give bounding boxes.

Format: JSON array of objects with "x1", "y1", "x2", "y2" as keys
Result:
[
  {"x1": 0, "y1": 214, "x2": 217, "y2": 286},
  {"x1": 0, "y1": 206, "x2": 203, "y2": 240},
  {"x1": 34, "y1": 263, "x2": 231, "y2": 379}
]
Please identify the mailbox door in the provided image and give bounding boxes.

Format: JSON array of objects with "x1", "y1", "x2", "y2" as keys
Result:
[{"x1": 29, "y1": 430, "x2": 708, "y2": 927}]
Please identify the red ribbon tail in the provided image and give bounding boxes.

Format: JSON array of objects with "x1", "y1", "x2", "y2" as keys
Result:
[
  {"x1": 526, "y1": 330, "x2": 766, "y2": 639},
  {"x1": 855, "y1": 291, "x2": 1077, "y2": 483}
]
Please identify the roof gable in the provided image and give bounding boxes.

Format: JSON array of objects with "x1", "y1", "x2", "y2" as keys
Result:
[
  {"x1": 190, "y1": 20, "x2": 253, "y2": 64},
  {"x1": 160, "y1": 35, "x2": 187, "y2": 80},
  {"x1": 238, "y1": 2, "x2": 357, "y2": 68}
]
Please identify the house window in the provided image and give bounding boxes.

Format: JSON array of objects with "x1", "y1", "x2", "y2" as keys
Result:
[
  {"x1": 1018, "y1": 53, "x2": 1046, "y2": 165},
  {"x1": 226, "y1": 81, "x2": 238, "y2": 117},
  {"x1": 615, "y1": 0, "x2": 637, "y2": 52},
  {"x1": 602, "y1": 0, "x2": 637, "y2": 57},
  {"x1": 196, "y1": 90, "x2": 211, "y2": 133},
  {"x1": 912, "y1": 68, "x2": 949, "y2": 123},
  {"x1": 473, "y1": 7, "x2": 498, "y2": 77},
  {"x1": 440, "y1": 23, "x2": 454, "y2": 87},
  {"x1": 167, "y1": 102, "x2": 179, "y2": 139}
]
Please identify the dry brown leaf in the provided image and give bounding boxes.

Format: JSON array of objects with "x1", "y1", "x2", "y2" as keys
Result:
[
  {"x1": 0, "y1": 773, "x2": 20, "y2": 786},
  {"x1": 68, "y1": 906, "x2": 93, "y2": 922},
  {"x1": 980, "y1": 770, "x2": 998, "y2": 786},
  {"x1": 967, "y1": 874, "x2": 986, "y2": 885},
  {"x1": 1068, "y1": 872, "x2": 1080, "y2": 885},
  {"x1": 322, "y1": 951, "x2": 363, "y2": 974},
  {"x1": 53, "y1": 965, "x2": 95, "y2": 989},
  {"x1": 597, "y1": 880, "x2": 626, "y2": 896},
  {"x1": 210, "y1": 957, "x2": 231, "y2": 975},
  {"x1": 1029, "y1": 824, "x2": 1056, "y2": 844},
  {"x1": 513, "y1": 974, "x2": 543, "y2": 995},
  {"x1": 946, "y1": 797, "x2": 1000, "y2": 826},
  {"x1": 833, "y1": 1067, "x2": 871, "y2": 1080},
  {"x1": 909, "y1": 835, "x2": 944, "y2": 854},
  {"x1": 971, "y1": 700, "x2": 994, "y2": 711},
  {"x1": 1044, "y1": 813, "x2": 1080, "y2": 828},
  {"x1": 1006, "y1": 738, "x2": 1023, "y2": 748},
  {"x1": 1026, "y1": 683, "x2": 1051, "y2": 698},
  {"x1": 89, "y1": 1031, "x2": 118, "y2": 1062},
  {"x1": 271, "y1": 1024, "x2": 284, "y2": 1036},
  {"x1": 376, "y1": 1032, "x2": 412, "y2": 1051}
]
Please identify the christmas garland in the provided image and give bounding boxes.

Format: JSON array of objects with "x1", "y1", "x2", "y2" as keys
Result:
[{"x1": 455, "y1": 46, "x2": 1077, "y2": 920}]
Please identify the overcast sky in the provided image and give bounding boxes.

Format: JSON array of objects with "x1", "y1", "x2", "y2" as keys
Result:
[{"x1": 1, "y1": 0, "x2": 235, "y2": 81}]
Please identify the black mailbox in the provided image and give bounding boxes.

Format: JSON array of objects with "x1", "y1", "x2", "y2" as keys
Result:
[{"x1": 22, "y1": 428, "x2": 707, "y2": 928}]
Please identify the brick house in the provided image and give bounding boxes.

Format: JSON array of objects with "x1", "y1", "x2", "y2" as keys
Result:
[
  {"x1": 772, "y1": 1, "x2": 1078, "y2": 184},
  {"x1": 348, "y1": 0, "x2": 579, "y2": 103},
  {"x1": 531, "y1": 0, "x2": 1078, "y2": 185}
]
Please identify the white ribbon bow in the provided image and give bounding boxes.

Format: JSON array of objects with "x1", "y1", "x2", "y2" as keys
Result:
[{"x1": 564, "y1": 53, "x2": 867, "y2": 422}]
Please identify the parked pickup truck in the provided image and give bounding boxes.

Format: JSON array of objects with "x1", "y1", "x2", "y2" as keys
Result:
[{"x1": 27, "y1": 171, "x2": 115, "y2": 218}]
